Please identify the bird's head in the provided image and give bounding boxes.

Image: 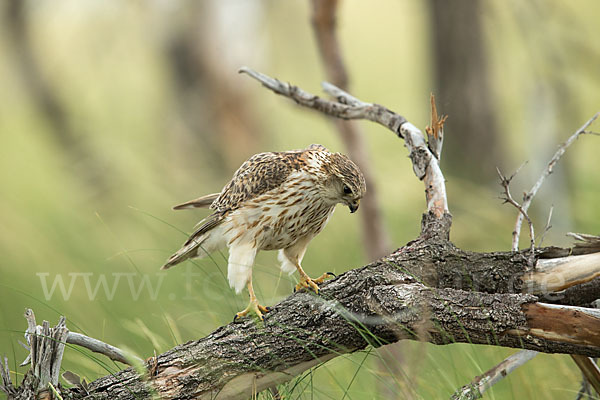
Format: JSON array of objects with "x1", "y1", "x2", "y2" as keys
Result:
[{"x1": 323, "y1": 153, "x2": 366, "y2": 213}]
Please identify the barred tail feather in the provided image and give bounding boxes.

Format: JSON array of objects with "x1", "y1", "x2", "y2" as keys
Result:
[
  {"x1": 161, "y1": 238, "x2": 206, "y2": 270},
  {"x1": 162, "y1": 213, "x2": 225, "y2": 270},
  {"x1": 172, "y1": 193, "x2": 220, "y2": 210}
]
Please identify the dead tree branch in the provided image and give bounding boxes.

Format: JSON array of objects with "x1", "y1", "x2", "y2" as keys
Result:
[
  {"x1": 0, "y1": 309, "x2": 143, "y2": 400},
  {"x1": 66, "y1": 333, "x2": 143, "y2": 366},
  {"x1": 8, "y1": 253, "x2": 600, "y2": 400},
  {"x1": 3, "y1": 71, "x2": 599, "y2": 399},
  {"x1": 497, "y1": 165, "x2": 536, "y2": 267},
  {"x1": 451, "y1": 349, "x2": 538, "y2": 400},
  {"x1": 239, "y1": 67, "x2": 449, "y2": 219},
  {"x1": 458, "y1": 113, "x2": 599, "y2": 397},
  {"x1": 0, "y1": 310, "x2": 69, "y2": 400},
  {"x1": 572, "y1": 355, "x2": 600, "y2": 396},
  {"x1": 512, "y1": 112, "x2": 599, "y2": 250},
  {"x1": 18, "y1": 309, "x2": 142, "y2": 367}
]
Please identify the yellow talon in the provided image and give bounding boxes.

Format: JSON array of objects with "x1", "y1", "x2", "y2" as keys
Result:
[
  {"x1": 234, "y1": 280, "x2": 271, "y2": 322},
  {"x1": 294, "y1": 272, "x2": 335, "y2": 294},
  {"x1": 234, "y1": 299, "x2": 270, "y2": 321}
]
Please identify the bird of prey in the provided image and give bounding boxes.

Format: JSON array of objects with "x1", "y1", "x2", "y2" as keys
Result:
[{"x1": 162, "y1": 144, "x2": 366, "y2": 321}]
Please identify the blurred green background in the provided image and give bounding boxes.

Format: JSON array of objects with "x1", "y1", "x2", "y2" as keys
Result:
[{"x1": 1, "y1": 0, "x2": 599, "y2": 399}]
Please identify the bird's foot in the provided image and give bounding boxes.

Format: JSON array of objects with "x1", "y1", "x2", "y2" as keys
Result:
[
  {"x1": 294, "y1": 272, "x2": 336, "y2": 294},
  {"x1": 233, "y1": 299, "x2": 271, "y2": 322}
]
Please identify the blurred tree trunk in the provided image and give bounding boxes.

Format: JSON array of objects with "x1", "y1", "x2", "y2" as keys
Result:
[
  {"x1": 4, "y1": 0, "x2": 108, "y2": 192},
  {"x1": 429, "y1": 0, "x2": 502, "y2": 184},
  {"x1": 309, "y1": 1, "x2": 402, "y2": 397},
  {"x1": 163, "y1": 1, "x2": 263, "y2": 180},
  {"x1": 310, "y1": 0, "x2": 391, "y2": 261}
]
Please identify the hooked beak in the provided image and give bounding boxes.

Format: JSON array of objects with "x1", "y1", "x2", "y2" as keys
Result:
[{"x1": 348, "y1": 199, "x2": 360, "y2": 213}]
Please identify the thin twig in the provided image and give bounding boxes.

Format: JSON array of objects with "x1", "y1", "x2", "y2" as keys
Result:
[
  {"x1": 513, "y1": 112, "x2": 599, "y2": 250},
  {"x1": 451, "y1": 350, "x2": 538, "y2": 400},
  {"x1": 239, "y1": 67, "x2": 408, "y2": 133},
  {"x1": 575, "y1": 379, "x2": 594, "y2": 400},
  {"x1": 0, "y1": 356, "x2": 16, "y2": 395},
  {"x1": 537, "y1": 205, "x2": 554, "y2": 247},
  {"x1": 67, "y1": 332, "x2": 142, "y2": 366},
  {"x1": 497, "y1": 167, "x2": 536, "y2": 267},
  {"x1": 21, "y1": 309, "x2": 142, "y2": 367},
  {"x1": 494, "y1": 113, "x2": 600, "y2": 400}
]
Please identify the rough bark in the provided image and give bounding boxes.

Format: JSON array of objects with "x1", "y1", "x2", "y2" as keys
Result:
[
  {"x1": 3, "y1": 67, "x2": 599, "y2": 399},
  {"x1": 3, "y1": 213, "x2": 596, "y2": 399}
]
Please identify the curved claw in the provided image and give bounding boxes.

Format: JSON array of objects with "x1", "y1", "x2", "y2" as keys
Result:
[
  {"x1": 294, "y1": 278, "x2": 319, "y2": 294},
  {"x1": 234, "y1": 300, "x2": 271, "y2": 322},
  {"x1": 294, "y1": 271, "x2": 336, "y2": 294}
]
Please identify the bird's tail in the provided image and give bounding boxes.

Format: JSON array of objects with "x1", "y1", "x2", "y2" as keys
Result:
[
  {"x1": 161, "y1": 238, "x2": 206, "y2": 270},
  {"x1": 172, "y1": 193, "x2": 219, "y2": 210},
  {"x1": 161, "y1": 213, "x2": 224, "y2": 270}
]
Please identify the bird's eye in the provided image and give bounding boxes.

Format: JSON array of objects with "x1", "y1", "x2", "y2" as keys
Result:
[{"x1": 343, "y1": 185, "x2": 352, "y2": 195}]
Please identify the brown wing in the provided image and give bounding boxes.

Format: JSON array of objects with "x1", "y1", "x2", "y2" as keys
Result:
[
  {"x1": 162, "y1": 145, "x2": 327, "y2": 270},
  {"x1": 172, "y1": 193, "x2": 220, "y2": 210},
  {"x1": 211, "y1": 150, "x2": 308, "y2": 213}
]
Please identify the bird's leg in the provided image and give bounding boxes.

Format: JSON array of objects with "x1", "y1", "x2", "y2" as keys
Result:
[
  {"x1": 294, "y1": 263, "x2": 335, "y2": 294},
  {"x1": 234, "y1": 279, "x2": 270, "y2": 322}
]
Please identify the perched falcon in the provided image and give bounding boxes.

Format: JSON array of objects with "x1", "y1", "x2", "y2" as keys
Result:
[{"x1": 162, "y1": 144, "x2": 366, "y2": 321}]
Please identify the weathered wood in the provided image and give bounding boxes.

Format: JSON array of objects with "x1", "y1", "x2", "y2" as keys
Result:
[
  {"x1": 525, "y1": 253, "x2": 600, "y2": 292},
  {"x1": 4, "y1": 213, "x2": 599, "y2": 399},
  {"x1": 547, "y1": 276, "x2": 600, "y2": 306},
  {"x1": 3, "y1": 68, "x2": 599, "y2": 399},
  {"x1": 47, "y1": 227, "x2": 599, "y2": 399},
  {"x1": 67, "y1": 333, "x2": 143, "y2": 366},
  {"x1": 571, "y1": 355, "x2": 600, "y2": 396},
  {"x1": 451, "y1": 350, "x2": 539, "y2": 400},
  {"x1": 1, "y1": 310, "x2": 70, "y2": 400}
]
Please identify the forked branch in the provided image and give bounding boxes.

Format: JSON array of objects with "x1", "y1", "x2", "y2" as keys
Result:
[
  {"x1": 457, "y1": 113, "x2": 600, "y2": 398},
  {"x1": 497, "y1": 165, "x2": 536, "y2": 267},
  {"x1": 512, "y1": 112, "x2": 599, "y2": 250},
  {"x1": 239, "y1": 67, "x2": 449, "y2": 220},
  {"x1": 2, "y1": 70, "x2": 599, "y2": 400}
]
